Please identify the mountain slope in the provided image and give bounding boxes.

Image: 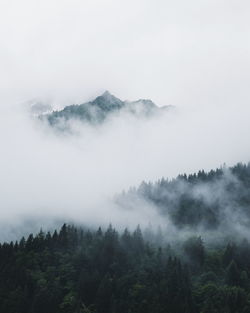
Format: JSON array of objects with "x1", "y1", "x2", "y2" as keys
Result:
[
  {"x1": 42, "y1": 91, "x2": 172, "y2": 127},
  {"x1": 116, "y1": 163, "x2": 250, "y2": 236}
]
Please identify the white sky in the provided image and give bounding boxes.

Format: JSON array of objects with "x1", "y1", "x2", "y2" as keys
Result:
[
  {"x1": 0, "y1": 0, "x2": 250, "y2": 230},
  {"x1": 0, "y1": 0, "x2": 249, "y2": 107}
]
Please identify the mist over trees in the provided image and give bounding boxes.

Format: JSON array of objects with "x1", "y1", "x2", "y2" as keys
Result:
[
  {"x1": 42, "y1": 91, "x2": 172, "y2": 131},
  {"x1": 2, "y1": 0, "x2": 250, "y2": 311},
  {"x1": 2, "y1": 224, "x2": 250, "y2": 313},
  {"x1": 117, "y1": 163, "x2": 250, "y2": 239},
  {"x1": 2, "y1": 164, "x2": 250, "y2": 312}
]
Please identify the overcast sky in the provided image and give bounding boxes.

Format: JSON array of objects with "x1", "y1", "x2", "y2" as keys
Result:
[
  {"x1": 0, "y1": 0, "x2": 250, "y2": 233},
  {"x1": 0, "y1": 0, "x2": 249, "y2": 107}
]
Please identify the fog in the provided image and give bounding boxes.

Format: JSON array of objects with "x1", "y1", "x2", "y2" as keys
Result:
[
  {"x1": 0, "y1": 0, "x2": 250, "y2": 240},
  {"x1": 1, "y1": 0, "x2": 250, "y2": 107},
  {"x1": 0, "y1": 94, "x2": 250, "y2": 240}
]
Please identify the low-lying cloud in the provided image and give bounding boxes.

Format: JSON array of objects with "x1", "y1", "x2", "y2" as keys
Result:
[
  {"x1": 0, "y1": 94, "x2": 250, "y2": 241},
  {"x1": 1, "y1": 0, "x2": 250, "y2": 240}
]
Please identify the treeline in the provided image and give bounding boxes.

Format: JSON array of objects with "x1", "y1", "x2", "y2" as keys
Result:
[
  {"x1": 118, "y1": 162, "x2": 250, "y2": 230},
  {"x1": 1, "y1": 224, "x2": 250, "y2": 312}
]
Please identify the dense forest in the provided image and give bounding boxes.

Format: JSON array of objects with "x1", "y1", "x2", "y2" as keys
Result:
[
  {"x1": 1, "y1": 223, "x2": 250, "y2": 313},
  {"x1": 2, "y1": 163, "x2": 250, "y2": 312},
  {"x1": 117, "y1": 163, "x2": 250, "y2": 234}
]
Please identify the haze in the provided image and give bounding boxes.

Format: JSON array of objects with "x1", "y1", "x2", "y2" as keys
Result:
[
  {"x1": 1, "y1": 0, "x2": 250, "y2": 107},
  {"x1": 0, "y1": 0, "x2": 250, "y2": 238}
]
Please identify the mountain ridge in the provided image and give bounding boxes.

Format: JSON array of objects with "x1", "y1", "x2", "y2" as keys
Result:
[{"x1": 41, "y1": 91, "x2": 173, "y2": 127}]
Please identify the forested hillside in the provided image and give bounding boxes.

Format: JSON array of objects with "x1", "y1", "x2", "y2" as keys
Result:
[
  {"x1": 2, "y1": 164, "x2": 250, "y2": 312},
  {"x1": 117, "y1": 163, "x2": 250, "y2": 234},
  {"x1": 1, "y1": 224, "x2": 250, "y2": 313}
]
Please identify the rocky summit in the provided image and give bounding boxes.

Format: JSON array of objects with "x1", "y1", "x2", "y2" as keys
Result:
[{"x1": 42, "y1": 91, "x2": 172, "y2": 127}]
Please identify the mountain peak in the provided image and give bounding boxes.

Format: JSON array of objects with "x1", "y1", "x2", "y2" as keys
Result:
[
  {"x1": 102, "y1": 90, "x2": 112, "y2": 97},
  {"x1": 134, "y1": 99, "x2": 156, "y2": 107},
  {"x1": 98, "y1": 90, "x2": 120, "y2": 103},
  {"x1": 92, "y1": 91, "x2": 124, "y2": 109},
  {"x1": 43, "y1": 91, "x2": 171, "y2": 129}
]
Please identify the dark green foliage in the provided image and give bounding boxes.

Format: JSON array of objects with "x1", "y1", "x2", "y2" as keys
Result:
[
  {"x1": 183, "y1": 236, "x2": 205, "y2": 272},
  {"x1": 118, "y1": 162, "x2": 250, "y2": 231},
  {"x1": 2, "y1": 224, "x2": 250, "y2": 312},
  {"x1": 0, "y1": 224, "x2": 195, "y2": 313},
  {"x1": 226, "y1": 260, "x2": 240, "y2": 286},
  {"x1": 3, "y1": 163, "x2": 250, "y2": 311}
]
